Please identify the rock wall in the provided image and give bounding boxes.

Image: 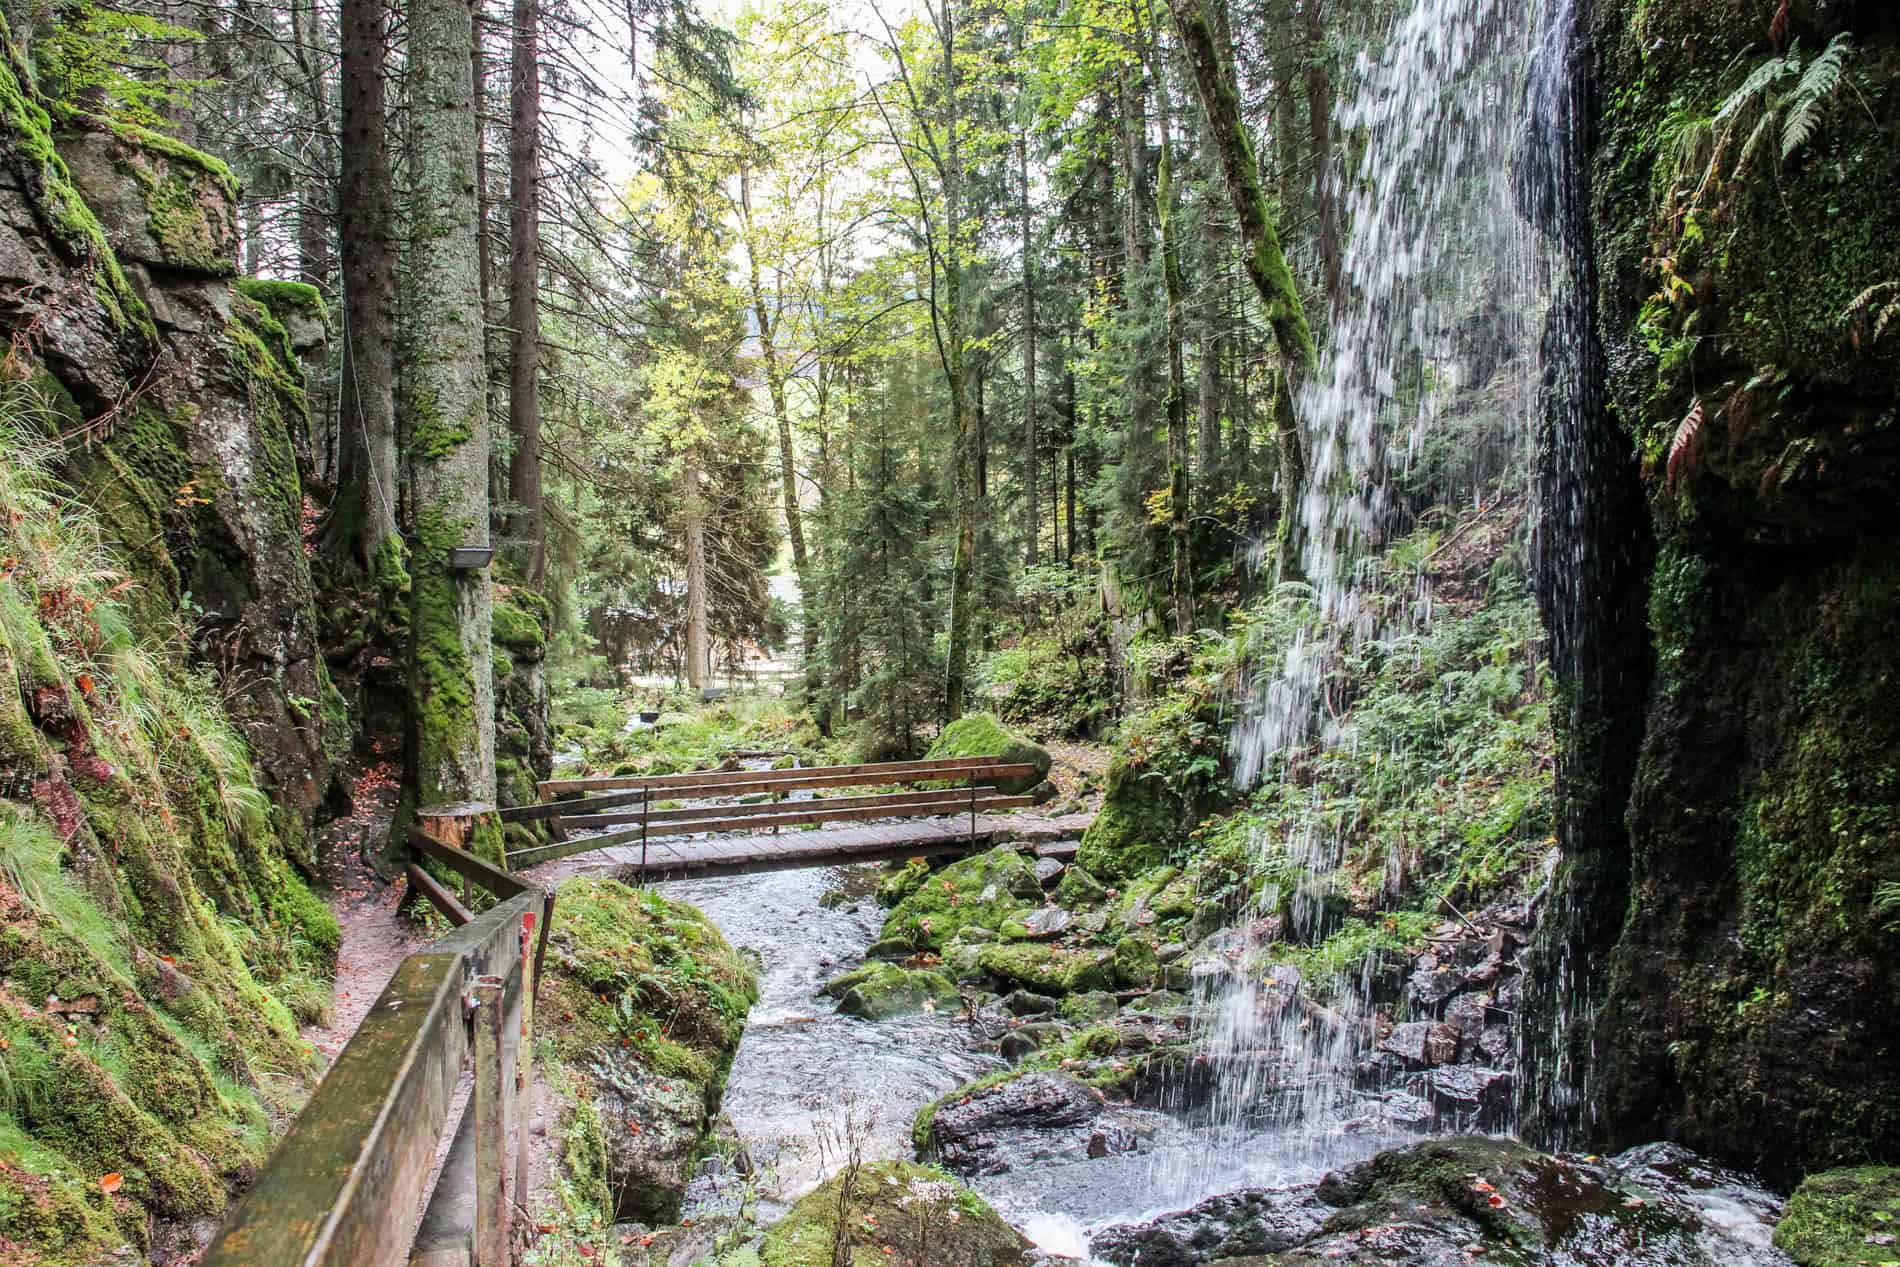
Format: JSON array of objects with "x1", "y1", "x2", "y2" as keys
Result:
[
  {"x1": 1540, "y1": 0, "x2": 1900, "y2": 1183},
  {"x1": 0, "y1": 61, "x2": 339, "y2": 845}
]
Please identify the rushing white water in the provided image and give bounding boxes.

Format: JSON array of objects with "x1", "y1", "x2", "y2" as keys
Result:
[{"x1": 1169, "y1": 0, "x2": 1559, "y2": 1200}]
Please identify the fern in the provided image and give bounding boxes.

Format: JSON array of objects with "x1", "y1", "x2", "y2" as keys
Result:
[
  {"x1": 1666, "y1": 398, "x2": 1705, "y2": 492},
  {"x1": 1782, "y1": 33, "x2": 1853, "y2": 159},
  {"x1": 1844, "y1": 280, "x2": 1900, "y2": 348},
  {"x1": 1715, "y1": 51, "x2": 1795, "y2": 122}
]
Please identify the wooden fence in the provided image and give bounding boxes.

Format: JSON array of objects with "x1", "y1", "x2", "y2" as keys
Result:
[{"x1": 201, "y1": 825, "x2": 552, "y2": 1267}]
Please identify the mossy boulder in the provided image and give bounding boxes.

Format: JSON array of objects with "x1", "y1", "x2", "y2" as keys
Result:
[
  {"x1": 754, "y1": 1160, "x2": 1029, "y2": 1267},
  {"x1": 542, "y1": 877, "x2": 757, "y2": 1224},
  {"x1": 56, "y1": 121, "x2": 238, "y2": 278},
  {"x1": 822, "y1": 962, "x2": 962, "y2": 1020},
  {"x1": 877, "y1": 856, "x2": 934, "y2": 906},
  {"x1": 1077, "y1": 758, "x2": 1184, "y2": 882},
  {"x1": 881, "y1": 847, "x2": 1043, "y2": 951},
  {"x1": 1775, "y1": 1167, "x2": 1900, "y2": 1266},
  {"x1": 927, "y1": 712, "x2": 1051, "y2": 794},
  {"x1": 975, "y1": 942, "x2": 1118, "y2": 996}
]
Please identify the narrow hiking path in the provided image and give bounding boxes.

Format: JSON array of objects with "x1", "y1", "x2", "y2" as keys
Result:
[{"x1": 303, "y1": 742, "x2": 425, "y2": 1064}]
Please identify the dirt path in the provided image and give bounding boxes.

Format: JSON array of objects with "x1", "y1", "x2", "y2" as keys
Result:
[{"x1": 303, "y1": 743, "x2": 426, "y2": 1064}]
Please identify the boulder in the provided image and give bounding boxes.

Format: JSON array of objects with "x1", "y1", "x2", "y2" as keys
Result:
[
  {"x1": 882, "y1": 846, "x2": 1043, "y2": 950},
  {"x1": 926, "y1": 712, "x2": 1053, "y2": 794},
  {"x1": 924, "y1": 1072, "x2": 1106, "y2": 1175},
  {"x1": 1774, "y1": 1165, "x2": 1900, "y2": 1267},
  {"x1": 976, "y1": 942, "x2": 1118, "y2": 996},
  {"x1": 1091, "y1": 1188, "x2": 1327, "y2": 1267},
  {"x1": 822, "y1": 962, "x2": 961, "y2": 1020},
  {"x1": 756, "y1": 1160, "x2": 1029, "y2": 1266},
  {"x1": 1378, "y1": 1021, "x2": 1460, "y2": 1069}
]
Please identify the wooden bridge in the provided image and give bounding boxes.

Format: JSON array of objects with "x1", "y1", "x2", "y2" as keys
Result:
[
  {"x1": 197, "y1": 753, "x2": 1056, "y2": 1267},
  {"x1": 498, "y1": 754, "x2": 1045, "y2": 880}
]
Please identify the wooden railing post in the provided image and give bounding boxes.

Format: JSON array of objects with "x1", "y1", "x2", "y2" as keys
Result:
[
  {"x1": 639, "y1": 785, "x2": 649, "y2": 887},
  {"x1": 471, "y1": 975, "x2": 510, "y2": 1267}
]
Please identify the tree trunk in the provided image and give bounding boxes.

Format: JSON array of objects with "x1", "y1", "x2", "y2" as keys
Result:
[
  {"x1": 327, "y1": 0, "x2": 400, "y2": 575},
  {"x1": 942, "y1": 0, "x2": 977, "y2": 723},
  {"x1": 1018, "y1": 20, "x2": 1038, "y2": 568},
  {"x1": 683, "y1": 454, "x2": 709, "y2": 690},
  {"x1": 292, "y1": 0, "x2": 332, "y2": 290},
  {"x1": 738, "y1": 162, "x2": 819, "y2": 697},
  {"x1": 1303, "y1": 0, "x2": 1343, "y2": 308},
  {"x1": 1167, "y1": 0, "x2": 1316, "y2": 555},
  {"x1": 505, "y1": 0, "x2": 545, "y2": 584},
  {"x1": 406, "y1": 0, "x2": 496, "y2": 809},
  {"x1": 1153, "y1": 36, "x2": 1193, "y2": 634}
]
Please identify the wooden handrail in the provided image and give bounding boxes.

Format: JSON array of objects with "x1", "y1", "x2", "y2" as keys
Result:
[
  {"x1": 554, "y1": 784, "x2": 1021, "y2": 830},
  {"x1": 506, "y1": 792, "x2": 1036, "y2": 868},
  {"x1": 204, "y1": 818, "x2": 556, "y2": 1267},
  {"x1": 534, "y1": 754, "x2": 1024, "y2": 798},
  {"x1": 502, "y1": 761, "x2": 1040, "y2": 823}
]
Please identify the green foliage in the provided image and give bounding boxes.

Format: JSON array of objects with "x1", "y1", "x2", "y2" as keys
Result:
[
  {"x1": 1774, "y1": 1167, "x2": 1900, "y2": 1267},
  {"x1": 37, "y1": 5, "x2": 205, "y2": 130}
]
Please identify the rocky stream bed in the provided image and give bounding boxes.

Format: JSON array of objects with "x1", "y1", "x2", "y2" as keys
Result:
[{"x1": 633, "y1": 847, "x2": 1804, "y2": 1266}]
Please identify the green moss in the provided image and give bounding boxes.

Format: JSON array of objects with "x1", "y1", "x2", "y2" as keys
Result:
[
  {"x1": 880, "y1": 847, "x2": 1042, "y2": 951},
  {"x1": 821, "y1": 962, "x2": 961, "y2": 1020},
  {"x1": 491, "y1": 593, "x2": 547, "y2": 652},
  {"x1": 756, "y1": 1160, "x2": 1028, "y2": 1267},
  {"x1": 1076, "y1": 757, "x2": 1182, "y2": 882},
  {"x1": 1775, "y1": 1167, "x2": 1900, "y2": 1267},
  {"x1": 974, "y1": 942, "x2": 1117, "y2": 995},
  {"x1": 925, "y1": 713, "x2": 1051, "y2": 794},
  {"x1": 0, "y1": 50, "x2": 153, "y2": 343}
]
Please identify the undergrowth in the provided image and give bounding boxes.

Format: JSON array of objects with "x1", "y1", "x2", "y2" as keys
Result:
[{"x1": 0, "y1": 385, "x2": 333, "y2": 1261}]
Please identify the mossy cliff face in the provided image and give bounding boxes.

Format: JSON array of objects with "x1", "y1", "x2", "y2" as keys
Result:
[
  {"x1": 1542, "y1": 0, "x2": 1900, "y2": 1182},
  {"x1": 0, "y1": 71, "x2": 338, "y2": 835},
  {"x1": 0, "y1": 422, "x2": 335, "y2": 1264}
]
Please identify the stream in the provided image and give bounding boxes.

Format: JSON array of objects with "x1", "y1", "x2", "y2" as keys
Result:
[{"x1": 659, "y1": 863, "x2": 1435, "y2": 1261}]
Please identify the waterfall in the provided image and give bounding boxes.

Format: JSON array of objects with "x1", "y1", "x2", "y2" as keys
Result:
[{"x1": 1153, "y1": 0, "x2": 1569, "y2": 1198}]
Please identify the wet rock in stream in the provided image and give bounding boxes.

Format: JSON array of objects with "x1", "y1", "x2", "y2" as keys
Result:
[
  {"x1": 925, "y1": 1071, "x2": 1139, "y2": 1174},
  {"x1": 1092, "y1": 1136, "x2": 1794, "y2": 1267}
]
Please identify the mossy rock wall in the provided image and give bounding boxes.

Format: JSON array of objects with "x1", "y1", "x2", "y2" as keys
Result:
[
  {"x1": 0, "y1": 79, "x2": 339, "y2": 833},
  {"x1": 1541, "y1": 0, "x2": 1900, "y2": 1182},
  {"x1": 0, "y1": 433, "x2": 335, "y2": 1262}
]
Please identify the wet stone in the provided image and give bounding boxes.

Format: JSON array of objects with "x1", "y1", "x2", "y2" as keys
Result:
[
  {"x1": 1380, "y1": 1020, "x2": 1460, "y2": 1068},
  {"x1": 929, "y1": 1072, "x2": 1107, "y2": 1175},
  {"x1": 1091, "y1": 1187, "x2": 1329, "y2": 1267},
  {"x1": 1017, "y1": 906, "x2": 1074, "y2": 939},
  {"x1": 1034, "y1": 857, "x2": 1066, "y2": 888},
  {"x1": 1407, "y1": 953, "x2": 1464, "y2": 1009},
  {"x1": 1003, "y1": 989, "x2": 1061, "y2": 1016}
]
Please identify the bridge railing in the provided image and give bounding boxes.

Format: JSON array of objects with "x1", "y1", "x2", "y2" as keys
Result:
[
  {"x1": 499, "y1": 756, "x2": 1041, "y2": 872},
  {"x1": 201, "y1": 821, "x2": 554, "y2": 1267}
]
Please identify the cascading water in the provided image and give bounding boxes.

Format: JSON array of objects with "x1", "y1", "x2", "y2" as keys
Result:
[{"x1": 1153, "y1": 0, "x2": 1566, "y2": 1199}]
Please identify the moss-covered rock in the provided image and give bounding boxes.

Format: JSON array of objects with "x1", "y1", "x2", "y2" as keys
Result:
[
  {"x1": 975, "y1": 942, "x2": 1118, "y2": 996},
  {"x1": 542, "y1": 877, "x2": 757, "y2": 1224},
  {"x1": 754, "y1": 1160, "x2": 1029, "y2": 1267},
  {"x1": 926, "y1": 712, "x2": 1051, "y2": 794},
  {"x1": 0, "y1": 427, "x2": 334, "y2": 1262},
  {"x1": 1077, "y1": 757, "x2": 1184, "y2": 882},
  {"x1": 881, "y1": 847, "x2": 1043, "y2": 951},
  {"x1": 822, "y1": 962, "x2": 962, "y2": 1020},
  {"x1": 1775, "y1": 1167, "x2": 1900, "y2": 1267}
]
